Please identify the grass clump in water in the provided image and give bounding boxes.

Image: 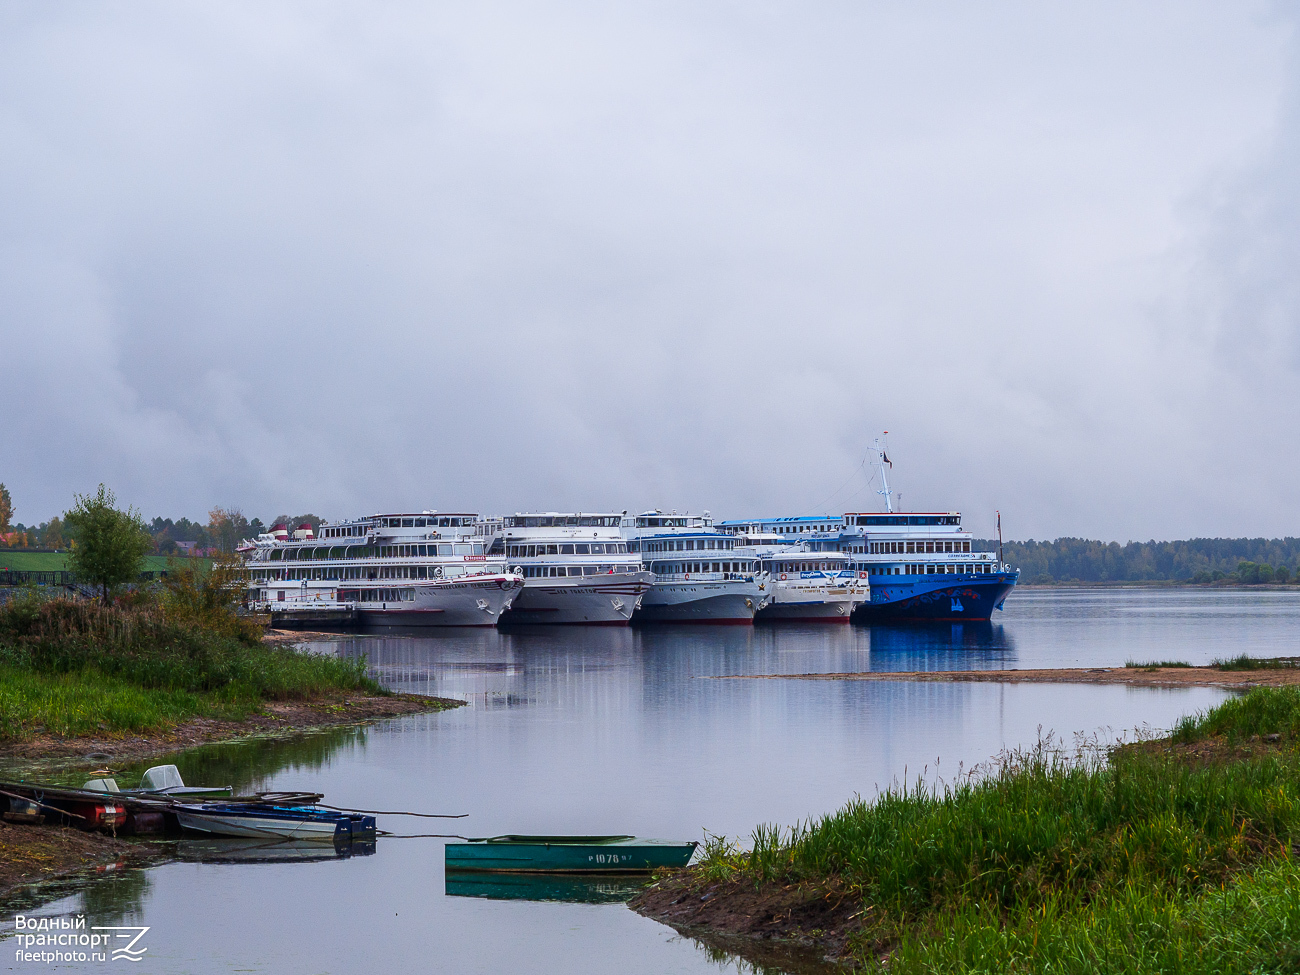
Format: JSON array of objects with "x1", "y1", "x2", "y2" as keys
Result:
[
  {"x1": 1124, "y1": 659, "x2": 1192, "y2": 669},
  {"x1": 0, "y1": 569, "x2": 383, "y2": 741},
  {"x1": 1211, "y1": 653, "x2": 1300, "y2": 671},
  {"x1": 696, "y1": 689, "x2": 1300, "y2": 973}
]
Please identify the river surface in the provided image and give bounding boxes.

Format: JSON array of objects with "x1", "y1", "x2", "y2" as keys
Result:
[{"x1": 6, "y1": 588, "x2": 1299, "y2": 973}]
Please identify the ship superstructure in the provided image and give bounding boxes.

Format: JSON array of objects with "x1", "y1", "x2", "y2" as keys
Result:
[
  {"x1": 481, "y1": 513, "x2": 654, "y2": 625},
  {"x1": 719, "y1": 440, "x2": 1018, "y2": 620},
  {"x1": 621, "y1": 511, "x2": 769, "y2": 623},
  {"x1": 244, "y1": 512, "x2": 523, "y2": 626}
]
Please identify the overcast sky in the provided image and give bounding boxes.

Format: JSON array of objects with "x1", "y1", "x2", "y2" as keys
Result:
[{"x1": 2, "y1": 1, "x2": 1298, "y2": 541}]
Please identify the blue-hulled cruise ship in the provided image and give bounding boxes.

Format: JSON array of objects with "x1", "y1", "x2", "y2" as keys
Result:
[{"x1": 717, "y1": 445, "x2": 1018, "y2": 621}]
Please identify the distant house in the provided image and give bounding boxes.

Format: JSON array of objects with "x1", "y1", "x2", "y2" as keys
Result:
[{"x1": 174, "y1": 540, "x2": 199, "y2": 555}]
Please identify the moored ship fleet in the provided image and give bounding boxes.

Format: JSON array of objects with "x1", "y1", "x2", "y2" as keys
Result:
[{"x1": 242, "y1": 445, "x2": 1017, "y2": 627}]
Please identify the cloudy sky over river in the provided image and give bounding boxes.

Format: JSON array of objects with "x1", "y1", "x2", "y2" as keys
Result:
[{"x1": 2, "y1": 2, "x2": 1297, "y2": 540}]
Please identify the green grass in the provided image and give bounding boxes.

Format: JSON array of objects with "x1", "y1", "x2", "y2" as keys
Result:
[
  {"x1": 0, "y1": 592, "x2": 383, "y2": 741},
  {"x1": 1174, "y1": 685, "x2": 1300, "y2": 743},
  {"x1": 883, "y1": 854, "x2": 1300, "y2": 974},
  {"x1": 1211, "y1": 653, "x2": 1300, "y2": 671},
  {"x1": 696, "y1": 688, "x2": 1300, "y2": 973},
  {"x1": 0, "y1": 552, "x2": 207, "y2": 574},
  {"x1": 0, "y1": 666, "x2": 223, "y2": 738},
  {"x1": 1124, "y1": 659, "x2": 1192, "y2": 669}
]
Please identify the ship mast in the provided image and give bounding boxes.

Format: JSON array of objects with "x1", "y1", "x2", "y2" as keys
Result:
[{"x1": 875, "y1": 434, "x2": 893, "y2": 514}]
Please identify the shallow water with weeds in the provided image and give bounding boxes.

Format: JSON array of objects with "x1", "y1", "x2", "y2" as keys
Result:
[{"x1": 3, "y1": 589, "x2": 1294, "y2": 973}]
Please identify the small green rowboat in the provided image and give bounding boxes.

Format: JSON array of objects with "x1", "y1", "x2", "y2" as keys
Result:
[{"x1": 444, "y1": 835, "x2": 697, "y2": 874}]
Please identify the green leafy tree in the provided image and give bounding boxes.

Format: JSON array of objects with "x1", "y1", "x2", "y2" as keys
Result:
[
  {"x1": 64, "y1": 484, "x2": 151, "y2": 604},
  {"x1": 0, "y1": 483, "x2": 11, "y2": 533}
]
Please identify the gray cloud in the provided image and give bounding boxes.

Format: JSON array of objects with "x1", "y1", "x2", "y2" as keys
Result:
[{"x1": 1, "y1": 0, "x2": 1296, "y2": 541}]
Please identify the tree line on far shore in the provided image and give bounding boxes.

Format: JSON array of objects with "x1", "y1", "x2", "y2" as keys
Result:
[
  {"x1": 973, "y1": 536, "x2": 1300, "y2": 585},
  {"x1": 1, "y1": 482, "x2": 319, "y2": 556}
]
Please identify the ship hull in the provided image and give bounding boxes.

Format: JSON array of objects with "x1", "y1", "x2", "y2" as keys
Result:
[
  {"x1": 755, "y1": 579, "x2": 868, "y2": 624},
  {"x1": 852, "y1": 572, "x2": 1019, "y2": 622},
  {"x1": 633, "y1": 579, "x2": 765, "y2": 624},
  {"x1": 501, "y1": 572, "x2": 654, "y2": 626},
  {"x1": 346, "y1": 575, "x2": 524, "y2": 627}
]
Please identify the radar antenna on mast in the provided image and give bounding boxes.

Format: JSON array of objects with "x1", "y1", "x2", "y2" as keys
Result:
[{"x1": 875, "y1": 433, "x2": 894, "y2": 513}]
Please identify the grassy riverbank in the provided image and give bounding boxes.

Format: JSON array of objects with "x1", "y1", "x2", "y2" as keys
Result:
[
  {"x1": 635, "y1": 687, "x2": 1300, "y2": 973},
  {"x1": 0, "y1": 589, "x2": 384, "y2": 743}
]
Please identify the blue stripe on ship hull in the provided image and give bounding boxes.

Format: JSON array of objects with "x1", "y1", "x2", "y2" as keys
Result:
[{"x1": 853, "y1": 573, "x2": 1019, "y2": 622}]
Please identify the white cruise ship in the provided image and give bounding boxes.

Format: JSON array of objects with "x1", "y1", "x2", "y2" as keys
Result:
[
  {"x1": 621, "y1": 511, "x2": 770, "y2": 624},
  {"x1": 244, "y1": 512, "x2": 523, "y2": 626},
  {"x1": 726, "y1": 531, "x2": 869, "y2": 623},
  {"x1": 482, "y1": 513, "x2": 654, "y2": 625}
]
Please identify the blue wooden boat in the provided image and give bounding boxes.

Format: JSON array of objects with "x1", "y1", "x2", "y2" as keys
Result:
[{"x1": 444, "y1": 835, "x2": 697, "y2": 874}]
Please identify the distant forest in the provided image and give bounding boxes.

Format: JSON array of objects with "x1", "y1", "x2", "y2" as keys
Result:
[{"x1": 972, "y1": 537, "x2": 1300, "y2": 585}]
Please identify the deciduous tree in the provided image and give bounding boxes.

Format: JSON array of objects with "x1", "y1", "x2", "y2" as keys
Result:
[{"x1": 64, "y1": 485, "x2": 151, "y2": 604}]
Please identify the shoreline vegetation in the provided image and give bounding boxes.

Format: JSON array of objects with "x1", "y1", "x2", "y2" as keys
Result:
[
  {"x1": 0, "y1": 583, "x2": 462, "y2": 898},
  {"x1": 633, "y1": 686, "x2": 1300, "y2": 973},
  {"x1": 0, "y1": 585, "x2": 462, "y2": 758}
]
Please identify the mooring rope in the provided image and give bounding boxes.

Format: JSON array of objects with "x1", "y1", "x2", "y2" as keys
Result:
[
  {"x1": 318, "y1": 804, "x2": 467, "y2": 819},
  {"x1": 375, "y1": 831, "x2": 470, "y2": 839}
]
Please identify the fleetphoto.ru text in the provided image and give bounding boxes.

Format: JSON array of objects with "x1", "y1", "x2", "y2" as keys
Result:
[{"x1": 12, "y1": 914, "x2": 149, "y2": 963}]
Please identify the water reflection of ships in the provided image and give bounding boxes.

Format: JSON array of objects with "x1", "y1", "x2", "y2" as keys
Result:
[
  {"x1": 719, "y1": 442, "x2": 1019, "y2": 622},
  {"x1": 173, "y1": 836, "x2": 376, "y2": 863}
]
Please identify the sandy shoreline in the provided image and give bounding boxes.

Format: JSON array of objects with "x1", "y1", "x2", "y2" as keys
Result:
[{"x1": 703, "y1": 666, "x2": 1300, "y2": 689}]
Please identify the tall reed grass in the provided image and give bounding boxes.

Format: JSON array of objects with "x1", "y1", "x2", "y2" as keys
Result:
[{"x1": 698, "y1": 689, "x2": 1300, "y2": 971}]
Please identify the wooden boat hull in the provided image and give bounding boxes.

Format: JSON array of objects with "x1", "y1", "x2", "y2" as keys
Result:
[{"x1": 445, "y1": 836, "x2": 697, "y2": 874}]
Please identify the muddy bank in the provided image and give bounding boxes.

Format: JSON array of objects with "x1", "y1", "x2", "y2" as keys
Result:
[
  {"x1": 261, "y1": 628, "x2": 352, "y2": 646},
  {"x1": 0, "y1": 692, "x2": 463, "y2": 764},
  {"x1": 631, "y1": 872, "x2": 865, "y2": 972},
  {"x1": 705, "y1": 666, "x2": 1300, "y2": 689},
  {"x1": 0, "y1": 824, "x2": 158, "y2": 899}
]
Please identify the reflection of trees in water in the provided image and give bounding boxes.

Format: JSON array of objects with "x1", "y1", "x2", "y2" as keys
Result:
[
  {"x1": 114, "y1": 725, "x2": 368, "y2": 796},
  {"x1": 0, "y1": 866, "x2": 153, "y2": 929},
  {"x1": 77, "y1": 866, "x2": 152, "y2": 925}
]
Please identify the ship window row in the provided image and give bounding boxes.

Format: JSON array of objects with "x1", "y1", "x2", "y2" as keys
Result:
[
  {"x1": 320, "y1": 517, "x2": 466, "y2": 537},
  {"x1": 888, "y1": 564, "x2": 995, "y2": 575},
  {"x1": 338, "y1": 588, "x2": 416, "y2": 602},
  {"x1": 633, "y1": 538, "x2": 734, "y2": 553},
  {"x1": 520, "y1": 565, "x2": 638, "y2": 577},
  {"x1": 850, "y1": 515, "x2": 960, "y2": 527},
  {"x1": 260, "y1": 563, "x2": 500, "y2": 582},
  {"x1": 269, "y1": 543, "x2": 483, "y2": 561},
  {"x1": 505, "y1": 516, "x2": 621, "y2": 528},
  {"x1": 507, "y1": 543, "x2": 627, "y2": 557},
  {"x1": 870, "y1": 540, "x2": 971, "y2": 554},
  {"x1": 770, "y1": 561, "x2": 845, "y2": 573},
  {"x1": 651, "y1": 561, "x2": 756, "y2": 575}
]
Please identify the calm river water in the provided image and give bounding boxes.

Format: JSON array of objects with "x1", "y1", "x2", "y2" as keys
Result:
[{"x1": 6, "y1": 588, "x2": 1299, "y2": 973}]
